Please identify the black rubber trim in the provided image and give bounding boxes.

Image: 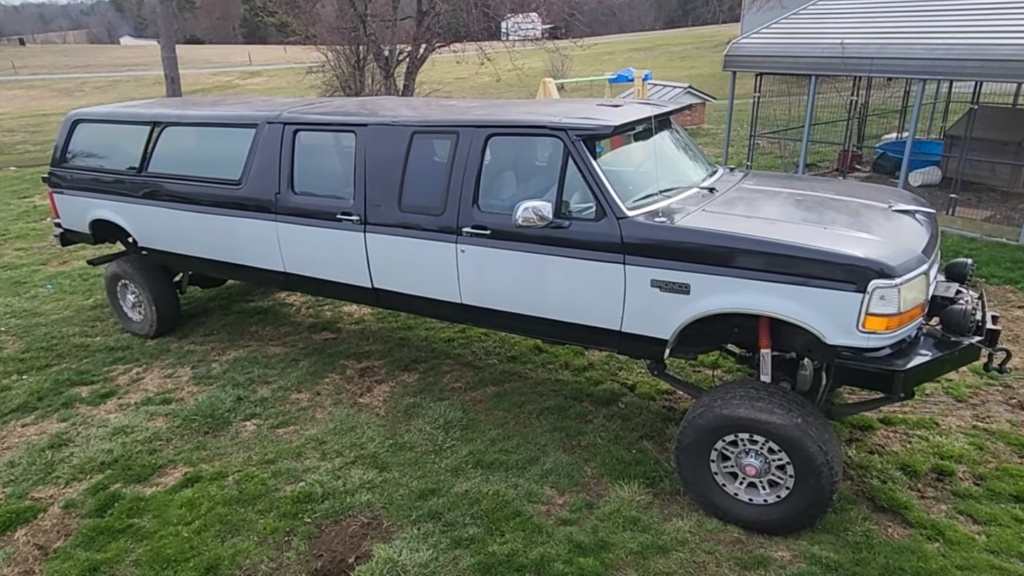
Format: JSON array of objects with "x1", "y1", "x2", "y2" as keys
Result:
[
  {"x1": 625, "y1": 256, "x2": 859, "y2": 292},
  {"x1": 458, "y1": 235, "x2": 624, "y2": 264},
  {"x1": 365, "y1": 225, "x2": 456, "y2": 243}
]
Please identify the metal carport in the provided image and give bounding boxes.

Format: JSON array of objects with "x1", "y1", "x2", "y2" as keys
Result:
[{"x1": 720, "y1": 0, "x2": 1024, "y2": 196}]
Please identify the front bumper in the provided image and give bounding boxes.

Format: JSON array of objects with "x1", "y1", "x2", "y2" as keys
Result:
[{"x1": 832, "y1": 285, "x2": 1006, "y2": 399}]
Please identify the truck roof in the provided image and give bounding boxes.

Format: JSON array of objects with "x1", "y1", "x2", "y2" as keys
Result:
[{"x1": 66, "y1": 96, "x2": 684, "y2": 130}]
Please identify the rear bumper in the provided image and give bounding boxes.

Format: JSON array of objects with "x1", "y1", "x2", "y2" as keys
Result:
[
  {"x1": 52, "y1": 223, "x2": 95, "y2": 247},
  {"x1": 832, "y1": 286, "x2": 1004, "y2": 398}
]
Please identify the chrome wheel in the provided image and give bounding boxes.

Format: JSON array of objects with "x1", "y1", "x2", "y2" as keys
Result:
[
  {"x1": 116, "y1": 279, "x2": 146, "y2": 322},
  {"x1": 710, "y1": 433, "x2": 795, "y2": 505}
]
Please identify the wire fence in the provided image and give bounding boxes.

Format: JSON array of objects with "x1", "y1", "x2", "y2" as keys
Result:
[{"x1": 747, "y1": 74, "x2": 1024, "y2": 241}]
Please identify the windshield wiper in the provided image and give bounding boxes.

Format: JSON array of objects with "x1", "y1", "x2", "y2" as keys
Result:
[{"x1": 630, "y1": 187, "x2": 682, "y2": 205}]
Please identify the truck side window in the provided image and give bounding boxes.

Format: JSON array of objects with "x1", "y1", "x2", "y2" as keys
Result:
[
  {"x1": 293, "y1": 131, "x2": 356, "y2": 199},
  {"x1": 147, "y1": 125, "x2": 256, "y2": 181},
  {"x1": 399, "y1": 133, "x2": 457, "y2": 216},
  {"x1": 63, "y1": 122, "x2": 151, "y2": 172},
  {"x1": 478, "y1": 135, "x2": 596, "y2": 219}
]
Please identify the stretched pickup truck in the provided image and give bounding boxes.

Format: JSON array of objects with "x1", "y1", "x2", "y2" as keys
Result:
[{"x1": 47, "y1": 96, "x2": 1010, "y2": 534}]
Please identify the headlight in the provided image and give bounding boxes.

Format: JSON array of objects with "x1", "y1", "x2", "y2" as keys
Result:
[{"x1": 861, "y1": 274, "x2": 929, "y2": 333}]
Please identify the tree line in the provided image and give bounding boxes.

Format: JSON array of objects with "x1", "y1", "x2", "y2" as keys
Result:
[{"x1": 0, "y1": 0, "x2": 741, "y2": 45}]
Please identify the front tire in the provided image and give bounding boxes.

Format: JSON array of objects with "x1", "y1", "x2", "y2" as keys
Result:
[
  {"x1": 675, "y1": 380, "x2": 841, "y2": 535},
  {"x1": 104, "y1": 255, "x2": 181, "y2": 338}
]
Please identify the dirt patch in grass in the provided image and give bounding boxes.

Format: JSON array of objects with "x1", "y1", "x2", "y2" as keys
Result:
[
  {"x1": 240, "y1": 420, "x2": 261, "y2": 436},
  {"x1": 533, "y1": 486, "x2": 571, "y2": 518},
  {"x1": 0, "y1": 418, "x2": 59, "y2": 461},
  {"x1": 294, "y1": 361, "x2": 417, "y2": 418},
  {"x1": 875, "y1": 511, "x2": 912, "y2": 539},
  {"x1": 0, "y1": 505, "x2": 77, "y2": 576},
  {"x1": 140, "y1": 466, "x2": 191, "y2": 494},
  {"x1": 28, "y1": 480, "x2": 89, "y2": 506},
  {"x1": 77, "y1": 365, "x2": 201, "y2": 419},
  {"x1": 345, "y1": 361, "x2": 417, "y2": 415},
  {"x1": 275, "y1": 426, "x2": 300, "y2": 441},
  {"x1": 868, "y1": 426, "x2": 915, "y2": 453},
  {"x1": 304, "y1": 514, "x2": 399, "y2": 576},
  {"x1": 339, "y1": 304, "x2": 373, "y2": 320}
]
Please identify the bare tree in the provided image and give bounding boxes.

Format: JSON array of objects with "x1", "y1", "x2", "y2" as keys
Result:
[
  {"x1": 278, "y1": 0, "x2": 591, "y2": 97},
  {"x1": 157, "y1": 0, "x2": 183, "y2": 97}
]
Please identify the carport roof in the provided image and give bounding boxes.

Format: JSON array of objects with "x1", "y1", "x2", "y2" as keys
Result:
[{"x1": 723, "y1": 0, "x2": 1024, "y2": 82}]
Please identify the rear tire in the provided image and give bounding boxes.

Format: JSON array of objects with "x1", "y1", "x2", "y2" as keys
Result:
[
  {"x1": 674, "y1": 380, "x2": 842, "y2": 535},
  {"x1": 104, "y1": 255, "x2": 181, "y2": 338}
]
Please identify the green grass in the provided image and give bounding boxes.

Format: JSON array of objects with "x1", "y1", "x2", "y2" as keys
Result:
[
  {"x1": 2, "y1": 161, "x2": 1024, "y2": 574},
  {"x1": 2, "y1": 23, "x2": 1024, "y2": 574}
]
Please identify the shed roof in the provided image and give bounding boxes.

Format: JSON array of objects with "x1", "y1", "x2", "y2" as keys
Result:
[
  {"x1": 617, "y1": 80, "x2": 717, "y2": 104},
  {"x1": 724, "y1": 0, "x2": 1024, "y2": 82},
  {"x1": 946, "y1": 106, "x2": 1024, "y2": 143}
]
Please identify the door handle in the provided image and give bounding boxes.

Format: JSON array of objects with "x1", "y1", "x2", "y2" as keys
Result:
[
  {"x1": 461, "y1": 226, "x2": 491, "y2": 237},
  {"x1": 335, "y1": 213, "x2": 362, "y2": 224}
]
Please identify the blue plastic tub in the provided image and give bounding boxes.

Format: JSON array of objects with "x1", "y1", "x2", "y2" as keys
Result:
[{"x1": 875, "y1": 139, "x2": 944, "y2": 172}]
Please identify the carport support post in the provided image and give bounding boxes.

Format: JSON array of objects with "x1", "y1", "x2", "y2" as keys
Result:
[
  {"x1": 798, "y1": 75, "x2": 818, "y2": 175},
  {"x1": 722, "y1": 72, "x2": 737, "y2": 166},
  {"x1": 897, "y1": 80, "x2": 927, "y2": 190}
]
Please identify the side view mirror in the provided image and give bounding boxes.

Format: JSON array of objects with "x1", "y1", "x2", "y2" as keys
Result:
[{"x1": 513, "y1": 200, "x2": 554, "y2": 228}]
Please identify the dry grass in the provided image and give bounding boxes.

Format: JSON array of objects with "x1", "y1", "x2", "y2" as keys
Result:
[
  {"x1": 76, "y1": 365, "x2": 201, "y2": 419},
  {"x1": 0, "y1": 506, "x2": 78, "y2": 576},
  {"x1": 0, "y1": 417, "x2": 60, "y2": 460},
  {"x1": 140, "y1": 466, "x2": 191, "y2": 494},
  {"x1": 0, "y1": 44, "x2": 319, "y2": 76}
]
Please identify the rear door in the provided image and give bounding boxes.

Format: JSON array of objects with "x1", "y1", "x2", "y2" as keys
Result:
[
  {"x1": 276, "y1": 125, "x2": 373, "y2": 297},
  {"x1": 456, "y1": 129, "x2": 626, "y2": 345},
  {"x1": 364, "y1": 126, "x2": 467, "y2": 305}
]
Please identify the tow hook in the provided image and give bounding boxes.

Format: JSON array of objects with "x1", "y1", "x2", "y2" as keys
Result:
[{"x1": 983, "y1": 346, "x2": 1013, "y2": 374}]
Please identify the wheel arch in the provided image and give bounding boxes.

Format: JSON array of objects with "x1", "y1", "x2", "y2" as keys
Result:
[
  {"x1": 666, "y1": 309, "x2": 831, "y2": 361},
  {"x1": 88, "y1": 213, "x2": 134, "y2": 246}
]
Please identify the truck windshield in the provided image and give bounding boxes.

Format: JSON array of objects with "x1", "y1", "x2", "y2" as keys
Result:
[{"x1": 586, "y1": 117, "x2": 718, "y2": 212}]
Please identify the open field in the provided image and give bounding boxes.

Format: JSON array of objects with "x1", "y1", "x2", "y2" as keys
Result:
[
  {"x1": 2, "y1": 23, "x2": 1024, "y2": 576},
  {"x1": 0, "y1": 24, "x2": 748, "y2": 168}
]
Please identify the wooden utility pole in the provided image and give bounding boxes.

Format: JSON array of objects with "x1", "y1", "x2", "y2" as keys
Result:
[{"x1": 157, "y1": 0, "x2": 183, "y2": 97}]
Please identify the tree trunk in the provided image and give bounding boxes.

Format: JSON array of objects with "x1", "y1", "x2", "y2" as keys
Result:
[{"x1": 157, "y1": 0, "x2": 182, "y2": 97}]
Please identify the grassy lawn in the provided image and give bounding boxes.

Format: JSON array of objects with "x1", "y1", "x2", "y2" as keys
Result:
[{"x1": 2, "y1": 23, "x2": 1024, "y2": 576}]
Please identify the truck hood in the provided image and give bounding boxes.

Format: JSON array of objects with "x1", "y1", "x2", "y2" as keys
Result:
[
  {"x1": 620, "y1": 171, "x2": 940, "y2": 290},
  {"x1": 680, "y1": 171, "x2": 938, "y2": 273}
]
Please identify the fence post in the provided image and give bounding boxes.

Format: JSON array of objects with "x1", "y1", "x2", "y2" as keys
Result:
[
  {"x1": 722, "y1": 71, "x2": 737, "y2": 166},
  {"x1": 898, "y1": 79, "x2": 927, "y2": 190},
  {"x1": 10, "y1": 60, "x2": 16, "y2": 75},
  {"x1": 798, "y1": 75, "x2": 818, "y2": 175},
  {"x1": 1013, "y1": 83, "x2": 1022, "y2": 108}
]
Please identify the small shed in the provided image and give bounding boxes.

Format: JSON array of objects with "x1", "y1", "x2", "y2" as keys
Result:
[
  {"x1": 617, "y1": 81, "x2": 717, "y2": 127},
  {"x1": 119, "y1": 35, "x2": 159, "y2": 46},
  {"x1": 500, "y1": 13, "x2": 543, "y2": 41},
  {"x1": 942, "y1": 106, "x2": 1024, "y2": 191}
]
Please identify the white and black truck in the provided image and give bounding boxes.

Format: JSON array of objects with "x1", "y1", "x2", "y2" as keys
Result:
[{"x1": 46, "y1": 96, "x2": 1011, "y2": 534}]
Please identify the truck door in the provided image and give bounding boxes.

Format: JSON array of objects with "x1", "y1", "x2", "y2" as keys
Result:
[
  {"x1": 364, "y1": 126, "x2": 467, "y2": 305},
  {"x1": 276, "y1": 125, "x2": 373, "y2": 297},
  {"x1": 455, "y1": 129, "x2": 626, "y2": 345}
]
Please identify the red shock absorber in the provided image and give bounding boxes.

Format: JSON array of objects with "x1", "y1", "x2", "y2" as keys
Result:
[{"x1": 758, "y1": 317, "x2": 772, "y2": 383}]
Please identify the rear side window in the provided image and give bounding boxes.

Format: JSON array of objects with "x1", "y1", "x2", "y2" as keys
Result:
[
  {"x1": 399, "y1": 133, "x2": 457, "y2": 216},
  {"x1": 63, "y1": 122, "x2": 150, "y2": 171},
  {"x1": 292, "y1": 130, "x2": 356, "y2": 199},
  {"x1": 147, "y1": 125, "x2": 256, "y2": 181}
]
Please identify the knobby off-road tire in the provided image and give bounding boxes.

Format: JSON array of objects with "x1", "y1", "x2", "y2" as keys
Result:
[
  {"x1": 674, "y1": 380, "x2": 842, "y2": 535},
  {"x1": 103, "y1": 255, "x2": 181, "y2": 338}
]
